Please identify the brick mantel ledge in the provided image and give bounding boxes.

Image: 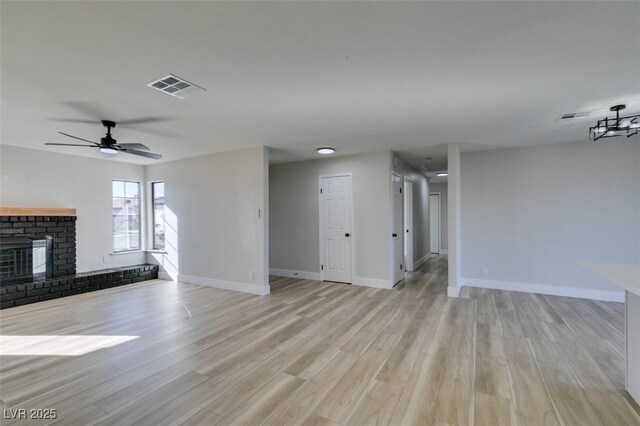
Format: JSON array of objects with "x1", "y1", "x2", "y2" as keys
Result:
[{"x1": 0, "y1": 208, "x2": 76, "y2": 217}]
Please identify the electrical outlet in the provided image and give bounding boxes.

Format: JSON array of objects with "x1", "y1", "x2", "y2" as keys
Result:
[
  {"x1": 103, "y1": 256, "x2": 109, "y2": 264},
  {"x1": 249, "y1": 270, "x2": 254, "y2": 280},
  {"x1": 481, "y1": 267, "x2": 488, "y2": 276}
]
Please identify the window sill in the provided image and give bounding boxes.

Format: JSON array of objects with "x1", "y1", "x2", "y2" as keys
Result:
[
  {"x1": 111, "y1": 250, "x2": 145, "y2": 256},
  {"x1": 110, "y1": 250, "x2": 168, "y2": 255}
]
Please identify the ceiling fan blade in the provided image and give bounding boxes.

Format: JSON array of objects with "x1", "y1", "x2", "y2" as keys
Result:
[
  {"x1": 45, "y1": 143, "x2": 97, "y2": 147},
  {"x1": 60, "y1": 101, "x2": 110, "y2": 120},
  {"x1": 118, "y1": 117, "x2": 171, "y2": 126},
  {"x1": 51, "y1": 118, "x2": 99, "y2": 124},
  {"x1": 120, "y1": 148, "x2": 162, "y2": 160},
  {"x1": 58, "y1": 132, "x2": 99, "y2": 145},
  {"x1": 118, "y1": 143, "x2": 150, "y2": 151}
]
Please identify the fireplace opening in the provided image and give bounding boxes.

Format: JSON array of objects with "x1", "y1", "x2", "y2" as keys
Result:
[{"x1": 0, "y1": 236, "x2": 53, "y2": 285}]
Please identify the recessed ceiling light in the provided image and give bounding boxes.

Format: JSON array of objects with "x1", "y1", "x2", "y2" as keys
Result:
[
  {"x1": 317, "y1": 147, "x2": 335, "y2": 155},
  {"x1": 436, "y1": 172, "x2": 448, "y2": 177},
  {"x1": 147, "y1": 74, "x2": 206, "y2": 99}
]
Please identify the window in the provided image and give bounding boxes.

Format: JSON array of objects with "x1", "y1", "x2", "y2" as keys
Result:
[
  {"x1": 112, "y1": 180, "x2": 141, "y2": 252},
  {"x1": 151, "y1": 181, "x2": 165, "y2": 250}
]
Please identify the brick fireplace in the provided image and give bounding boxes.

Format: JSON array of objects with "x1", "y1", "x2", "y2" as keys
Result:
[
  {"x1": 0, "y1": 208, "x2": 158, "y2": 309},
  {"x1": 0, "y1": 214, "x2": 76, "y2": 281}
]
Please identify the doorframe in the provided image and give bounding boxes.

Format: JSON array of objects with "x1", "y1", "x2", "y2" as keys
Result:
[
  {"x1": 390, "y1": 172, "x2": 404, "y2": 285},
  {"x1": 403, "y1": 177, "x2": 414, "y2": 272},
  {"x1": 429, "y1": 192, "x2": 441, "y2": 254},
  {"x1": 318, "y1": 172, "x2": 355, "y2": 283}
]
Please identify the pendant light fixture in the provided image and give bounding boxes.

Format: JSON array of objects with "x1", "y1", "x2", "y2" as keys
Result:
[{"x1": 590, "y1": 105, "x2": 640, "y2": 141}]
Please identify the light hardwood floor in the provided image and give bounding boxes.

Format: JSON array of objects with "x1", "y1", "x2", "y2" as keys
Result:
[{"x1": 1, "y1": 256, "x2": 639, "y2": 425}]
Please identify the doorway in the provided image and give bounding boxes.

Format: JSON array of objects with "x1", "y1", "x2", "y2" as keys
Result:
[
  {"x1": 429, "y1": 192, "x2": 441, "y2": 254},
  {"x1": 319, "y1": 174, "x2": 353, "y2": 283},
  {"x1": 403, "y1": 178, "x2": 413, "y2": 271}
]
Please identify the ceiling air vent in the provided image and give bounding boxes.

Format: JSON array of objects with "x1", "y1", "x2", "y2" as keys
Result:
[
  {"x1": 147, "y1": 74, "x2": 205, "y2": 99},
  {"x1": 556, "y1": 111, "x2": 592, "y2": 121}
]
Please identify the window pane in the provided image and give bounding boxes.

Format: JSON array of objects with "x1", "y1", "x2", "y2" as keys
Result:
[
  {"x1": 154, "y1": 233, "x2": 165, "y2": 250},
  {"x1": 112, "y1": 197, "x2": 127, "y2": 214},
  {"x1": 112, "y1": 180, "x2": 141, "y2": 252},
  {"x1": 127, "y1": 216, "x2": 141, "y2": 233},
  {"x1": 153, "y1": 182, "x2": 164, "y2": 198},
  {"x1": 125, "y1": 182, "x2": 140, "y2": 198},
  {"x1": 112, "y1": 181, "x2": 125, "y2": 198},
  {"x1": 113, "y1": 234, "x2": 127, "y2": 252},
  {"x1": 128, "y1": 235, "x2": 141, "y2": 249},
  {"x1": 113, "y1": 215, "x2": 127, "y2": 233},
  {"x1": 112, "y1": 198, "x2": 139, "y2": 215}
]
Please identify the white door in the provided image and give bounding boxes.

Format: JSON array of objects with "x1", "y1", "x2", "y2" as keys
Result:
[
  {"x1": 403, "y1": 179, "x2": 413, "y2": 271},
  {"x1": 429, "y1": 193, "x2": 441, "y2": 254},
  {"x1": 320, "y1": 175, "x2": 352, "y2": 283},
  {"x1": 392, "y1": 174, "x2": 404, "y2": 284}
]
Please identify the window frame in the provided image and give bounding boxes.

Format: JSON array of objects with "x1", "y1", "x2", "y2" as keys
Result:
[
  {"x1": 111, "y1": 180, "x2": 142, "y2": 253},
  {"x1": 151, "y1": 181, "x2": 165, "y2": 251}
]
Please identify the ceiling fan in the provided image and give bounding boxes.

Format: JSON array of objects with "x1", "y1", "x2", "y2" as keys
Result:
[{"x1": 45, "y1": 120, "x2": 162, "y2": 159}]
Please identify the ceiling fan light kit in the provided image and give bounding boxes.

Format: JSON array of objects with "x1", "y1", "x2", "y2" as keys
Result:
[
  {"x1": 44, "y1": 120, "x2": 162, "y2": 160},
  {"x1": 99, "y1": 147, "x2": 118, "y2": 155},
  {"x1": 589, "y1": 104, "x2": 640, "y2": 141}
]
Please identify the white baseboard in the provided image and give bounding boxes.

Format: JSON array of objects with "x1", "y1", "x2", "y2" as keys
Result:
[
  {"x1": 461, "y1": 278, "x2": 624, "y2": 303},
  {"x1": 269, "y1": 268, "x2": 321, "y2": 281},
  {"x1": 447, "y1": 286, "x2": 461, "y2": 297},
  {"x1": 440, "y1": 249, "x2": 449, "y2": 255},
  {"x1": 177, "y1": 274, "x2": 270, "y2": 296},
  {"x1": 353, "y1": 276, "x2": 393, "y2": 289},
  {"x1": 413, "y1": 253, "x2": 433, "y2": 271}
]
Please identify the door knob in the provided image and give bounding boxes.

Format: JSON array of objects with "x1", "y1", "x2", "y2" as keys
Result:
[
  {"x1": 345, "y1": 233, "x2": 350, "y2": 237},
  {"x1": 406, "y1": 229, "x2": 409, "y2": 233}
]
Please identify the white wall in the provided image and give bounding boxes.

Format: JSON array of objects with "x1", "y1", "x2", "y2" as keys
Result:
[
  {"x1": 145, "y1": 146, "x2": 269, "y2": 295},
  {"x1": 0, "y1": 145, "x2": 146, "y2": 272},
  {"x1": 447, "y1": 143, "x2": 463, "y2": 296},
  {"x1": 392, "y1": 155, "x2": 431, "y2": 268},
  {"x1": 461, "y1": 140, "x2": 640, "y2": 297},
  {"x1": 429, "y1": 182, "x2": 448, "y2": 251},
  {"x1": 270, "y1": 151, "x2": 392, "y2": 285}
]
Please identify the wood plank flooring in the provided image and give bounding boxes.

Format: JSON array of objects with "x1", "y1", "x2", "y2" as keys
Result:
[{"x1": 1, "y1": 255, "x2": 639, "y2": 425}]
